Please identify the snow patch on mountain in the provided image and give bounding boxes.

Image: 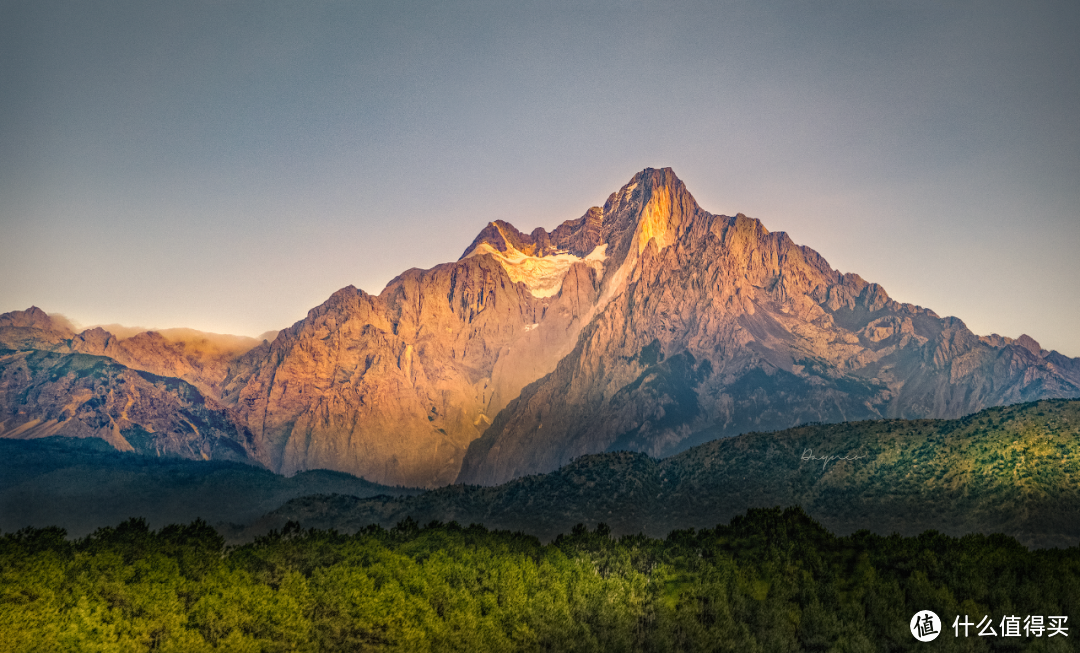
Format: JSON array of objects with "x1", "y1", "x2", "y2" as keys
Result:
[{"x1": 465, "y1": 242, "x2": 607, "y2": 298}]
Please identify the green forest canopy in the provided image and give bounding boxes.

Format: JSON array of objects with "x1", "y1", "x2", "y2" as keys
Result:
[{"x1": 2, "y1": 508, "x2": 1077, "y2": 652}]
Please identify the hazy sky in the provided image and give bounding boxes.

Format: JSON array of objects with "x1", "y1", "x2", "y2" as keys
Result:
[{"x1": 2, "y1": 1, "x2": 1078, "y2": 355}]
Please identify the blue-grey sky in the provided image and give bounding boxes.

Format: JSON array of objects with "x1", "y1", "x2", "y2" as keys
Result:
[{"x1": 2, "y1": 1, "x2": 1078, "y2": 355}]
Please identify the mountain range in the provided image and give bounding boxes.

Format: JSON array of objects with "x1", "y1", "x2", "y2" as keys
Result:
[{"x1": 3, "y1": 168, "x2": 1078, "y2": 489}]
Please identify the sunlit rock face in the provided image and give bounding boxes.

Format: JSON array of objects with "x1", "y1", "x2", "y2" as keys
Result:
[
  {"x1": 3, "y1": 167, "x2": 1079, "y2": 488},
  {"x1": 456, "y1": 169, "x2": 1080, "y2": 485},
  {"x1": 0, "y1": 312, "x2": 262, "y2": 465},
  {"x1": 225, "y1": 243, "x2": 604, "y2": 487},
  {"x1": 219, "y1": 166, "x2": 1080, "y2": 488}
]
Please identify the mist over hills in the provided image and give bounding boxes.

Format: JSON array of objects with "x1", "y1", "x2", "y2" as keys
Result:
[{"x1": 2, "y1": 168, "x2": 1078, "y2": 490}]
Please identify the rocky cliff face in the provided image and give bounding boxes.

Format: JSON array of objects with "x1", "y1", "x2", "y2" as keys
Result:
[
  {"x1": 219, "y1": 171, "x2": 729, "y2": 487},
  {"x1": 456, "y1": 168, "x2": 1080, "y2": 485},
  {"x1": 225, "y1": 248, "x2": 602, "y2": 487},
  {"x1": 3, "y1": 168, "x2": 1078, "y2": 487}
]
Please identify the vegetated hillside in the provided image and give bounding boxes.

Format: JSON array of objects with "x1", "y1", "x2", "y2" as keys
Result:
[
  {"x1": 0, "y1": 437, "x2": 420, "y2": 537},
  {"x1": 3, "y1": 508, "x2": 1078, "y2": 652},
  {"x1": 253, "y1": 399, "x2": 1080, "y2": 549}
]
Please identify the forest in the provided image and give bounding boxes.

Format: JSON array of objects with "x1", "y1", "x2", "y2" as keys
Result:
[{"x1": 1, "y1": 507, "x2": 1077, "y2": 652}]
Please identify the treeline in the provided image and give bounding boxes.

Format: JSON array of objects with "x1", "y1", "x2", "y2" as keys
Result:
[{"x1": 1, "y1": 508, "x2": 1077, "y2": 652}]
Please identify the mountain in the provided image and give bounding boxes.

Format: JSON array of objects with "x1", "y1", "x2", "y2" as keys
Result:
[
  {"x1": 0, "y1": 312, "x2": 269, "y2": 461},
  {"x1": 0, "y1": 308, "x2": 268, "y2": 400},
  {"x1": 3, "y1": 168, "x2": 1079, "y2": 488},
  {"x1": 456, "y1": 168, "x2": 1080, "y2": 484},
  {"x1": 223, "y1": 250, "x2": 603, "y2": 487},
  {"x1": 243, "y1": 399, "x2": 1080, "y2": 549},
  {"x1": 0, "y1": 348, "x2": 258, "y2": 460}
]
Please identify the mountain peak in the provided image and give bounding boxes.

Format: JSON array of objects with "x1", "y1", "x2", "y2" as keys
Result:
[
  {"x1": 458, "y1": 168, "x2": 703, "y2": 299},
  {"x1": 1015, "y1": 334, "x2": 1045, "y2": 357},
  {"x1": 591, "y1": 167, "x2": 705, "y2": 276},
  {"x1": 630, "y1": 166, "x2": 678, "y2": 183},
  {"x1": 629, "y1": 168, "x2": 694, "y2": 255},
  {"x1": 0, "y1": 306, "x2": 57, "y2": 330},
  {"x1": 0, "y1": 307, "x2": 77, "y2": 347},
  {"x1": 460, "y1": 220, "x2": 558, "y2": 260}
]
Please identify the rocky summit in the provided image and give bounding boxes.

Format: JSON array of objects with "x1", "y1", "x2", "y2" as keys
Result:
[{"x1": 3, "y1": 168, "x2": 1079, "y2": 488}]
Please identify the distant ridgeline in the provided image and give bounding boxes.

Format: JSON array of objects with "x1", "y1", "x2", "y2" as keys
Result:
[{"x1": 2, "y1": 507, "x2": 1078, "y2": 651}]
